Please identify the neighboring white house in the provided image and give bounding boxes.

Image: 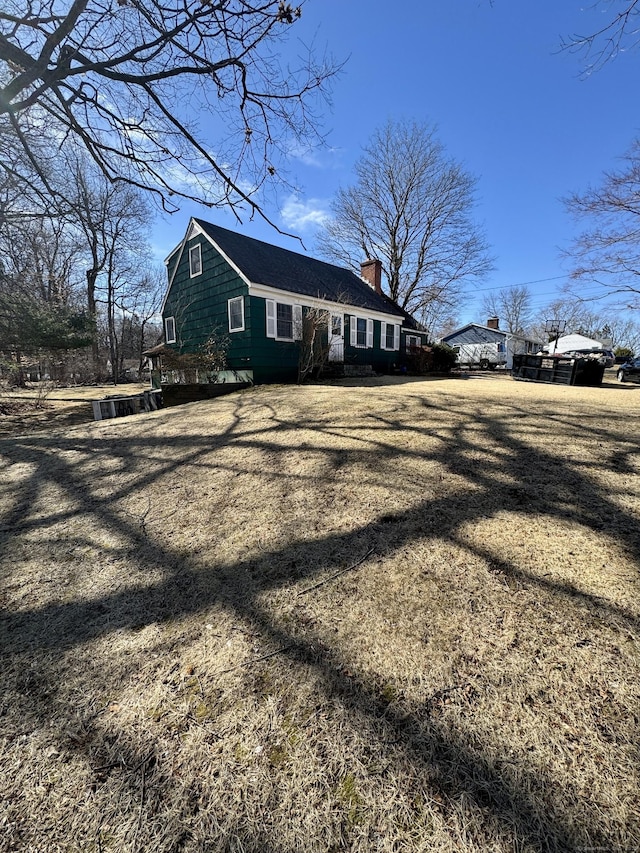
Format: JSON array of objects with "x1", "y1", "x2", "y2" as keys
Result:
[
  {"x1": 545, "y1": 333, "x2": 613, "y2": 354},
  {"x1": 440, "y1": 318, "x2": 541, "y2": 370}
]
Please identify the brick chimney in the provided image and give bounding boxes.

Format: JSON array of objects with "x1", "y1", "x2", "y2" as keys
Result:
[
  {"x1": 487, "y1": 316, "x2": 500, "y2": 329},
  {"x1": 361, "y1": 259, "x2": 382, "y2": 295}
]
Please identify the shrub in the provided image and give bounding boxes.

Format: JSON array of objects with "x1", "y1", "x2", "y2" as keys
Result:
[
  {"x1": 431, "y1": 343, "x2": 458, "y2": 373},
  {"x1": 404, "y1": 342, "x2": 457, "y2": 375}
]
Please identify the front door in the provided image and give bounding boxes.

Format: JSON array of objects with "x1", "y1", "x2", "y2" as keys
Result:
[{"x1": 328, "y1": 314, "x2": 344, "y2": 362}]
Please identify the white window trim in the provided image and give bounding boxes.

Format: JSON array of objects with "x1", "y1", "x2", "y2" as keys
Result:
[
  {"x1": 228, "y1": 296, "x2": 245, "y2": 332},
  {"x1": 350, "y1": 315, "x2": 374, "y2": 349},
  {"x1": 189, "y1": 244, "x2": 202, "y2": 278},
  {"x1": 165, "y1": 316, "x2": 176, "y2": 344},
  {"x1": 406, "y1": 334, "x2": 422, "y2": 349},
  {"x1": 381, "y1": 322, "x2": 400, "y2": 351},
  {"x1": 265, "y1": 298, "x2": 303, "y2": 341}
]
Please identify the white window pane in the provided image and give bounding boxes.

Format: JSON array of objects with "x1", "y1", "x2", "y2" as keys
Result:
[
  {"x1": 356, "y1": 317, "x2": 367, "y2": 347},
  {"x1": 189, "y1": 244, "x2": 202, "y2": 277},
  {"x1": 277, "y1": 303, "x2": 293, "y2": 339},
  {"x1": 229, "y1": 297, "x2": 244, "y2": 331},
  {"x1": 385, "y1": 323, "x2": 395, "y2": 350}
]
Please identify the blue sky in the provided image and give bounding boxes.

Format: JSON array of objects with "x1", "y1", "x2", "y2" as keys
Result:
[{"x1": 151, "y1": 1, "x2": 637, "y2": 326}]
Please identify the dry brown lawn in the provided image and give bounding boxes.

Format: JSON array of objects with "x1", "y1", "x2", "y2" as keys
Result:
[
  {"x1": 1, "y1": 374, "x2": 639, "y2": 852},
  {"x1": 0, "y1": 384, "x2": 149, "y2": 437}
]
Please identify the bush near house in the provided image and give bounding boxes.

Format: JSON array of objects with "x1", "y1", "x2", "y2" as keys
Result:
[
  {"x1": 614, "y1": 346, "x2": 634, "y2": 362},
  {"x1": 404, "y1": 342, "x2": 457, "y2": 374}
]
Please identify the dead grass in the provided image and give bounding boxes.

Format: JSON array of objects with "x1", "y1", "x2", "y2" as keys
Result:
[
  {"x1": 0, "y1": 383, "x2": 150, "y2": 437},
  {"x1": 1, "y1": 374, "x2": 639, "y2": 852}
]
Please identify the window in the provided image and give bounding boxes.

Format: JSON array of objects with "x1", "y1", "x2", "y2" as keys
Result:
[
  {"x1": 165, "y1": 316, "x2": 176, "y2": 344},
  {"x1": 382, "y1": 322, "x2": 400, "y2": 351},
  {"x1": 406, "y1": 335, "x2": 421, "y2": 349},
  {"x1": 228, "y1": 296, "x2": 245, "y2": 332},
  {"x1": 265, "y1": 299, "x2": 302, "y2": 340},
  {"x1": 189, "y1": 244, "x2": 202, "y2": 277},
  {"x1": 277, "y1": 303, "x2": 293, "y2": 339},
  {"x1": 350, "y1": 316, "x2": 374, "y2": 348}
]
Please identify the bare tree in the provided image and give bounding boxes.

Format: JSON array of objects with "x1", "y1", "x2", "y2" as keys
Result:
[
  {"x1": 529, "y1": 298, "x2": 592, "y2": 346},
  {"x1": 118, "y1": 270, "x2": 165, "y2": 378},
  {"x1": 315, "y1": 119, "x2": 493, "y2": 319},
  {"x1": 564, "y1": 139, "x2": 640, "y2": 309},
  {"x1": 560, "y1": 1, "x2": 640, "y2": 74},
  {"x1": 528, "y1": 297, "x2": 640, "y2": 351},
  {"x1": 0, "y1": 113, "x2": 59, "y2": 225},
  {"x1": 416, "y1": 302, "x2": 462, "y2": 343},
  {"x1": 481, "y1": 285, "x2": 533, "y2": 334},
  {"x1": 0, "y1": 221, "x2": 93, "y2": 382},
  {"x1": 0, "y1": 135, "x2": 161, "y2": 381},
  {"x1": 0, "y1": 1, "x2": 337, "y2": 223},
  {"x1": 67, "y1": 160, "x2": 152, "y2": 377},
  {"x1": 0, "y1": 215, "x2": 84, "y2": 306},
  {"x1": 608, "y1": 317, "x2": 640, "y2": 351},
  {"x1": 297, "y1": 306, "x2": 329, "y2": 383}
]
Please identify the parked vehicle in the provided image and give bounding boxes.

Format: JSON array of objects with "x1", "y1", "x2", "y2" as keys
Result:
[
  {"x1": 616, "y1": 357, "x2": 640, "y2": 383},
  {"x1": 452, "y1": 342, "x2": 506, "y2": 370}
]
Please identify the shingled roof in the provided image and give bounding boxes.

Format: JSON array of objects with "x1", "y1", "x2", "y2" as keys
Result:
[
  {"x1": 194, "y1": 218, "x2": 410, "y2": 321},
  {"x1": 441, "y1": 323, "x2": 539, "y2": 345}
]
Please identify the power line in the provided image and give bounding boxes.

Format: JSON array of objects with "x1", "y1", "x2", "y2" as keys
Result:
[
  {"x1": 526, "y1": 286, "x2": 611, "y2": 306},
  {"x1": 468, "y1": 275, "x2": 568, "y2": 295}
]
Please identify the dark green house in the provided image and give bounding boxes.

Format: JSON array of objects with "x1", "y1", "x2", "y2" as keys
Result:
[{"x1": 161, "y1": 218, "x2": 429, "y2": 385}]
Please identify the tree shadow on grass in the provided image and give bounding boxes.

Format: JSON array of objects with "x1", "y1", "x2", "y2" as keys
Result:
[{"x1": 1, "y1": 388, "x2": 639, "y2": 851}]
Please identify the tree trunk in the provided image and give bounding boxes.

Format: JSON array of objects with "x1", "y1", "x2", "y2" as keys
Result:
[{"x1": 86, "y1": 266, "x2": 100, "y2": 380}]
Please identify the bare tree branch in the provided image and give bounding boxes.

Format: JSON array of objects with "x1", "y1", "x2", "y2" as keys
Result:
[
  {"x1": 0, "y1": 1, "x2": 338, "y2": 223},
  {"x1": 559, "y1": 1, "x2": 640, "y2": 75},
  {"x1": 315, "y1": 119, "x2": 493, "y2": 319},
  {"x1": 481, "y1": 286, "x2": 533, "y2": 335},
  {"x1": 564, "y1": 138, "x2": 640, "y2": 309}
]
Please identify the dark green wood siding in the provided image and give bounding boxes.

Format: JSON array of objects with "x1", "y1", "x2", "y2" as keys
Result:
[
  {"x1": 163, "y1": 236, "x2": 252, "y2": 369},
  {"x1": 162, "y1": 230, "x2": 429, "y2": 383},
  {"x1": 248, "y1": 296, "x2": 300, "y2": 384},
  {"x1": 344, "y1": 315, "x2": 402, "y2": 373},
  {"x1": 402, "y1": 329, "x2": 430, "y2": 349}
]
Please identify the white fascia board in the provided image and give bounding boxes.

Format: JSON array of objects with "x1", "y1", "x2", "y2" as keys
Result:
[
  {"x1": 161, "y1": 219, "x2": 254, "y2": 315},
  {"x1": 200, "y1": 232, "x2": 253, "y2": 290},
  {"x1": 504, "y1": 331, "x2": 541, "y2": 345},
  {"x1": 160, "y1": 218, "x2": 203, "y2": 314},
  {"x1": 249, "y1": 282, "x2": 404, "y2": 323},
  {"x1": 164, "y1": 245, "x2": 181, "y2": 267}
]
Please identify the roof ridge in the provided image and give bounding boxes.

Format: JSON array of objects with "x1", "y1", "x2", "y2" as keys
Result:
[{"x1": 189, "y1": 217, "x2": 422, "y2": 325}]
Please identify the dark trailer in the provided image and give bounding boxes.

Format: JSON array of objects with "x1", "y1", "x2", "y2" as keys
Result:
[{"x1": 511, "y1": 354, "x2": 605, "y2": 387}]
